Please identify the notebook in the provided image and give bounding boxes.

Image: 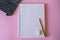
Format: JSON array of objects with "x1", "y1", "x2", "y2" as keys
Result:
[{"x1": 19, "y1": 4, "x2": 45, "y2": 38}]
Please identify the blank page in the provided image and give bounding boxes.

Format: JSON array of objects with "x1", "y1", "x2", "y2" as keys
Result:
[{"x1": 19, "y1": 4, "x2": 45, "y2": 38}]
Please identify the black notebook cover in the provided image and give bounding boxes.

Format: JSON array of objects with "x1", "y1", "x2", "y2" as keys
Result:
[{"x1": 0, "y1": 0, "x2": 21, "y2": 16}]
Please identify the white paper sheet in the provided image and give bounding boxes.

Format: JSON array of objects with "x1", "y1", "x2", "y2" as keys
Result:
[{"x1": 19, "y1": 4, "x2": 45, "y2": 38}]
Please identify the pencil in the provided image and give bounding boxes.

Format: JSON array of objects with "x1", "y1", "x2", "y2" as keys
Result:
[{"x1": 39, "y1": 18, "x2": 46, "y2": 37}]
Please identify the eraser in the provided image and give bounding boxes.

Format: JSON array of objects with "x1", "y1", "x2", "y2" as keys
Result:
[
  {"x1": 36, "y1": 30, "x2": 43, "y2": 35},
  {"x1": 0, "y1": 0, "x2": 21, "y2": 16}
]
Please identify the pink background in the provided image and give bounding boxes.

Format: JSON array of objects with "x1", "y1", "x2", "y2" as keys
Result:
[{"x1": 0, "y1": 0, "x2": 60, "y2": 40}]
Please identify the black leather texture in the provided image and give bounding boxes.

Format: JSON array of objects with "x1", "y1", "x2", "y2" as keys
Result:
[{"x1": 0, "y1": 0, "x2": 21, "y2": 16}]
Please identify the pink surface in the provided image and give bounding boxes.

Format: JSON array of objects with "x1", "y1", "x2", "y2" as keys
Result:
[{"x1": 0, "y1": 0, "x2": 60, "y2": 40}]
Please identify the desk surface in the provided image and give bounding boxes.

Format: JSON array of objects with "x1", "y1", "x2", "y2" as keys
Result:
[{"x1": 0, "y1": 0, "x2": 60, "y2": 40}]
